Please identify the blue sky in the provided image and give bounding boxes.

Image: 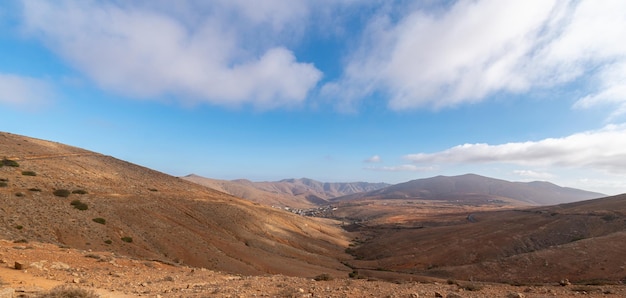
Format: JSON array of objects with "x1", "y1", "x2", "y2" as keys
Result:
[{"x1": 2, "y1": 0, "x2": 626, "y2": 195}]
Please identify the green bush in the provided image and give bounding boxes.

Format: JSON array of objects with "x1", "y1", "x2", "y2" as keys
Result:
[
  {"x1": 15, "y1": 225, "x2": 23, "y2": 230},
  {"x1": 0, "y1": 182, "x2": 7, "y2": 187},
  {"x1": 121, "y1": 236, "x2": 133, "y2": 243},
  {"x1": 70, "y1": 200, "x2": 88, "y2": 210},
  {"x1": 53, "y1": 189, "x2": 71, "y2": 197},
  {"x1": 314, "y1": 273, "x2": 333, "y2": 281},
  {"x1": 72, "y1": 189, "x2": 88, "y2": 194},
  {"x1": 29, "y1": 188, "x2": 41, "y2": 192},
  {"x1": 104, "y1": 239, "x2": 112, "y2": 244},
  {"x1": 92, "y1": 217, "x2": 106, "y2": 225},
  {"x1": 1, "y1": 158, "x2": 19, "y2": 167},
  {"x1": 21, "y1": 171, "x2": 36, "y2": 176}
]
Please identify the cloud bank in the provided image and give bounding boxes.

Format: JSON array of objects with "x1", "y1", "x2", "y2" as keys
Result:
[
  {"x1": 20, "y1": 0, "x2": 322, "y2": 109},
  {"x1": 405, "y1": 124, "x2": 626, "y2": 174},
  {"x1": 325, "y1": 0, "x2": 626, "y2": 116}
]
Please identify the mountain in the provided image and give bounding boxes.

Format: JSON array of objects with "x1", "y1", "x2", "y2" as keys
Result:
[
  {"x1": 0, "y1": 132, "x2": 351, "y2": 277},
  {"x1": 182, "y1": 174, "x2": 389, "y2": 208},
  {"x1": 333, "y1": 173, "x2": 604, "y2": 205}
]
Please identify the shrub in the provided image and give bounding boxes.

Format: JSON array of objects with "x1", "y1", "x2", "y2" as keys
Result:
[
  {"x1": 314, "y1": 273, "x2": 333, "y2": 281},
  {"x1": 0, "y1": 182, "x2": 7, "y2": 187},
  {"x1": 104, "y1": 239, "x2": 112, "y2": 244},
  {"x1": 53, "y1": 189, "x2": 71, "y2": 197},
  {"x1": 70, "y1": 200, "x2": 88, "y2": 210},
  {"x1": 15, "y1": 225, "x2": 23, "y2": 230},
  {"x1": 21, "y1": 171, "x2": 36, "y2": 176},
  {"x1": 1, "y1": 158, "x2": 19, "y2": 167},
  {"x1": 72, "y1": 189, "x2": 88, "y2": 194},
  {"x1": 92, "y1": 217, "x2": 106, "y2": 225},
  {"x1": 121, "y1": 236, "x2": 133, "y2": 243},
  {"x1": 15, "y1": 192, "x2": 24, "y2": 197},
  {"x1": 37, "y1": 285, "x2": 98, "y2": 298},
  {"x1": 148, "y1": 188, "x2": 158, "y2": 192},
  {"x1": 29, "y1": 188, "x2": 41, "y2": 192}
]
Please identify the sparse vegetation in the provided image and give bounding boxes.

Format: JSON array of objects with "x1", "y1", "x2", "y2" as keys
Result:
[
  {"x1": 1, "y1": 158, "x2": 19, "y2": 167},
  {"x1": 92, "y1": 217, "x2": 106, "y2": 224},
  {"x1": 15, "y1": 225, "x2": 23, "y2": 230},
  {"x1": 36, "y1": 285, "x2": 98, "y2": 298},
  {"x1": 22, "y1": 170, "x2": 37, "y2": 176},
  {"x1": 314, "y1": 273, "x2": 333, "y2": 281},
  {"x1": 29, "y1": 187, "x2": 42, "y2": 192},
  {"x1": 0, "y1": 181, "x2": 7, "y2": 187},
  {"x1": 104, "y1": 239, "x2": 112, "y2": 244},
  {"x1": 121, "y1": 236, "x2": 133, "y2": 243},
  {"x1": 148, "y1": 188, "x2": 158, "y2": 192},
  {"x1": 13, "y1": 239, "x2": 28, "y2": 243},
  {"x1": 53, "y1": 189, "x2": 71, "y2": 197},
  {"x1": 70, "y1": 199, "x2": 88, "y2": 210},
  {"x1": 72, "y1": 189, "x2": 88, "y2": 194},
  {"x1": 15, "y1": 192, "x2": 24, "y2": 197}
]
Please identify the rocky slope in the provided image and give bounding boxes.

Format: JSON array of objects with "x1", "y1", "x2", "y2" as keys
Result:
[{"x1": 0, "y1": 131, "x2": 351, "y2": 278}]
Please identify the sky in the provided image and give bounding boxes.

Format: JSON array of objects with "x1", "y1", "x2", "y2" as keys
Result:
[{"x1": 1, "y1": 0, "x2": 626, "y2": 195}]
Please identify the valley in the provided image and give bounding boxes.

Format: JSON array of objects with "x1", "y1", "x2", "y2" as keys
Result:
[{"x1": 1, "y1": 131, "x2": 626, "y2": 297}]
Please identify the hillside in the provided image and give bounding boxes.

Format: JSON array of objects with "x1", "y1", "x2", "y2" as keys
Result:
[
  {"x1": 333, "y1": 173, "x2": 604, "y2": 205},
  {"x1": 182, "y1": 174, "x2": 389, "y2": 208},
  {"x1": 345, "y1": 193, "x2": 626, "y2": 283},
  {"x1": 0, "y1": 132, "x2": 351, "y2": 277}
]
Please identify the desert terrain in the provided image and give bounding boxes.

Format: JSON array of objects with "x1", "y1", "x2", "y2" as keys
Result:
[{"x1": 2, "y1": 131, "x2": 626, "y2": 297}]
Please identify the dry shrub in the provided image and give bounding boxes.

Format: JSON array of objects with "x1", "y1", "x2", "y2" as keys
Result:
[{"x1": 36, "y1": 285, "x2": 99, "y2": 298}]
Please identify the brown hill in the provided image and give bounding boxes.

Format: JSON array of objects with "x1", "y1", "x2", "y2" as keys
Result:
[
  {"x1": 333, "y1": 173, "x2": 605, "y2": 205},
  {"x1": 0, "y1": 132, "x2": 351, "y2": 277},
  {"x1": 345, "y1": 194, "x2": 626, "y2": 284},
  {"x1": 182, "y1": 174, "x2": 389, "y2": 208}
]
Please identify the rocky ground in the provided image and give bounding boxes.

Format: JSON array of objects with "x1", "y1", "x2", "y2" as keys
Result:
[{"x1": 1, "y1": 240, "x2": 625, "y2": 298}]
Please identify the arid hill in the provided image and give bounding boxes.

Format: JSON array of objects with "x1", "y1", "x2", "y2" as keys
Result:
[
  {"x1": 333, "y1": 173, "x2": 605, "y2": 205},
  {"x1": 0, "y1": 132, "x2": 352, "y2": 278},
  {"x1": 182, "y1": 174, "x2": 389, "y2": 208},
  {"x1": 345, "y1": 194, "x2": 626, "y2": 284}
]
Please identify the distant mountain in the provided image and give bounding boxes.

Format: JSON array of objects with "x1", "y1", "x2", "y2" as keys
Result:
[
  {"x1": 182, "y1": 175, "x2": 390, "y2": 208},
  {"x1": 333, "y1": 173, "x2": 605, "y2": 205}
]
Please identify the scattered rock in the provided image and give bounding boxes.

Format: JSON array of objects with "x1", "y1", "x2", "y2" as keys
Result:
[
  {"x1": 434, "y1": 291, "x2": 443, "y2": 297},
  {"x1": 507, "y1": 293, "x2": 525, "y2": 298},
  {"x1": 0, "y1": 288, "x2": 15, "y2": 298},
  {"x1": 446, "y1": 293, "x2": 463, "y2": 298},
  {"x1": 14, "y1": 261, "x2": 26, "y2": 270},
  {"x1": 408, "y1": 293, "x2": 419, "y2": 298},
  {"x1": 559, "y1": 279, "x2": 571, "y2": 286},
  {"x1": 50, "y1": 261, "x2": 70, "y2": 270}
]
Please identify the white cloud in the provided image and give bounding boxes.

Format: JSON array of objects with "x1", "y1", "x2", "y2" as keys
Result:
[
  {"x1": 364, "y1": 155, "x2": 381, "y2": 163},
  {"x1": 0, "y1": 73, "x2": 53, "y2": 108},
  {"x1": 513, "y1": 170, "x2": 554, "y2": 180},
  {"x1": 365, "y1": 164, "x2": 436, "y2": 172},
  {"x1": 325, "y1": 0, "x2": 626, "y2": 115},
  {"x1": 19, "y1": 0, "x2": 322, "y2": 109},
  {"x1": 405, "y1": 124, "x2": 626, "y2": 174}
]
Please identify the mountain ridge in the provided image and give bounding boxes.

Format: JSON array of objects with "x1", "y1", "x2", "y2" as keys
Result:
[{"x1": 333, "y1": 173, "x2": 605, "y2": 205}]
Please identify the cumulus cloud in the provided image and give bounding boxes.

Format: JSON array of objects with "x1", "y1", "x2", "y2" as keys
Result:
[
  {"x1": 364, "y1": 155, "x2": 381, "y2": 163},
  {"x1": 325, "y1": 0, "x2": 626, "y2": 115},
  {"x1": 405, "y1": 124, "x2": 626, "y2": 174},
  {"x1": 0, "y1": 73, "x2": 53, "y2": 108},
  {"x1": 19, "y1": 0, "x2": 322, "y2": 109}
]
